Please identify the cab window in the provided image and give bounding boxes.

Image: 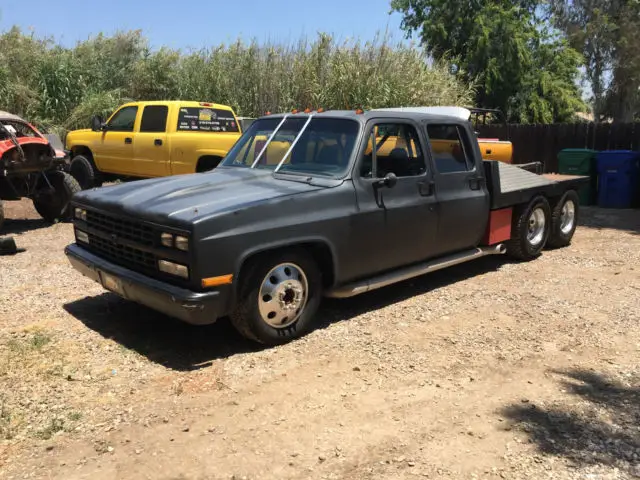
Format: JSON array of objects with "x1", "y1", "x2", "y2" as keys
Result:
[
  {"x1": 426, "y1": 124, "x2": 474, "y2": 173},
  {"x1": 140, "y1": 106, "x2": 168, "y2": 133},
  {"x1": 360, "y1": 122, "x2": 426, "y2": 178},
  {"x1": 107, "y1": 106, "x2": 138, "y2": 132}
]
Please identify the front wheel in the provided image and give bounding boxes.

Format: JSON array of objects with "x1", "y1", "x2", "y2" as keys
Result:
[
  {"x1": 506, "y1": 195, "x2": 551, "y2": 261},
  {"x1": 70, "y1": 155, "x2": 102, "y2": 190},
  {"x1": 32, "y1": 171, "x2": 81, "y2": 223},
  {"x1": 230, "y1": 250, "x2": 322, "y2": 345}
]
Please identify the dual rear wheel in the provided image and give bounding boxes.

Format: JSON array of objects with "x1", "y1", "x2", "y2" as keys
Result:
[{"x1": 506, "y1": 190, "x2": 579, "y2": 261}]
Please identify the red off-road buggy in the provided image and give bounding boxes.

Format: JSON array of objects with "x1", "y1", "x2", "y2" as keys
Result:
[{"x1": 0, "y1": 111, "x2": 80, "y2": 231}]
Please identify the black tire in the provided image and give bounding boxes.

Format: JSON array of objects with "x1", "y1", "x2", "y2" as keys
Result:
[
  {"x1": 32, "y1": 171, "x2": 81, "y2": 223},
  {"x1": 506, "y1": 195, "x2": 551, "y2": 261},
  {"x1": 196, "y1": 156, "x2": 223, "y2": 173},
  {"x1": 230, "y1": 249, "x2": 323, "y2": 345},
  {"x1": 70, "y1": 154, "x2": 102, "y2": 189},
  {"x1": 546, "y1": 190, "x2": 580, "y2": 249}
]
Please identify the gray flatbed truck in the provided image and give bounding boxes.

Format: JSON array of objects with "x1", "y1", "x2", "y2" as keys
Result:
[{"x1": 64, "y1": 106, "x2": 588, "y2": 345}]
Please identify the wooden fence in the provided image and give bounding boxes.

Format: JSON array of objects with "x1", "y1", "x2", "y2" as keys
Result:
[{"x1": 476, "y1": 122, "x2": 640, "y2": 172}]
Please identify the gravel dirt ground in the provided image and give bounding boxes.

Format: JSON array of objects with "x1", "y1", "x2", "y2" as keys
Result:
[{"x1": 0, "y1": 198, "x2": 639, "y2": 480}]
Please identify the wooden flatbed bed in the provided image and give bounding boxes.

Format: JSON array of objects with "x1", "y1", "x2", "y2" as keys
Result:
[{"x1": 483, "y1": 160, "x2": 590, "y2": 210}]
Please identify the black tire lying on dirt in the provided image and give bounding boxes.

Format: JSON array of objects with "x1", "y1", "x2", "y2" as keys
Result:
[
  {"x1": 32, "y1": 171, "x2": 81, "y2": 223},
  {"x1": 70, "y1": 154, "x2": 102, "y2": 190},
  {"x1": 546, "y1": 190, "x2": 579, "y2": 249},
  {"x1": 230, "y1": 249, "x2": 323, "y2": 345},
  {"x1": 506, "y1": 195, "x2": 551, "y2": 261}
]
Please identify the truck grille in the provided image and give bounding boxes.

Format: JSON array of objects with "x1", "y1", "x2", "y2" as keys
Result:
[
  {"x1": 86, "y1": 210, "x2": 155, "y2": 247},
  {"x1": 78, "y1": 209, "x2": 190, "y2": 286},
  {"x1": 86, "y1": 233, "x2": 157, "y2": 274}
]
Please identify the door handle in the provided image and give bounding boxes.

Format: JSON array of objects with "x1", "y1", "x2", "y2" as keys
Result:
[
  {"x1": 154, "y1": 139, "x2": 163, "y2": 146},
  {"x1": 418, "y1": 180, "x2": 435, "y2": 196},
  {"x1": 469, "y1": 177, "x2": 483, "y2": 190},
  {"x1": 124, "y1": 137, "x2": 132, "y2": 144}
]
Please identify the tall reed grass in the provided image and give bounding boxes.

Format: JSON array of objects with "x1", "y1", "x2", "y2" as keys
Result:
[{"x1": 0, "y1": 27, "x2": 474, "y2": 136}]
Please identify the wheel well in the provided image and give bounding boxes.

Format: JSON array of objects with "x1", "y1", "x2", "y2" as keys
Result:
[
  {"x1": 196, "y1": 156, "x2": 223, "y2": 172},
  {"x1": 71, "y1": 146, "x2": 93, "y2": 161},
  {"x1": 237, "y1": 242, "x2": 336, "y2": 291}
]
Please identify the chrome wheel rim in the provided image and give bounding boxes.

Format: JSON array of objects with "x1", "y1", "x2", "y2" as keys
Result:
[
  {"x1": 258, "y1": 263, "x2": 308, "y2": 328},
  {"x1": 560, "y1": 200, "x2": 576, "y2": 235},
  {"x1": 527, "y1": 207, "x2": 546, "y2": 246}
]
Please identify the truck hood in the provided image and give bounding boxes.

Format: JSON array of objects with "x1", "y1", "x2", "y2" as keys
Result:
[{"x1": 73, "y1": 167, "x2": 331, "y2": 226}]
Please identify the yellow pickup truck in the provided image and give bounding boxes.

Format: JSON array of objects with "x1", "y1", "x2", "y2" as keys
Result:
[{"x1": 65, "y1": 101, "x2": 242, "y2": 189}]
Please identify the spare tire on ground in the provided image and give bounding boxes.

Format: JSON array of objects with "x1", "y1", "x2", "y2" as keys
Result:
[
  {"x1": 32, "y1": 171, "x2": 81, "y2": 223},
  {"x1": 0, "y1": 236, "x2": 25, "y2": 255}
]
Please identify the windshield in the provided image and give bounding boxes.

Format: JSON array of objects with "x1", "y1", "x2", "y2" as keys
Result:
[
  {"x1": 221, "y1": 117, "x2": 360, "y2": 178},
  {"x1": 0, "y1": 120, "x2": 40, "y2": 140}
]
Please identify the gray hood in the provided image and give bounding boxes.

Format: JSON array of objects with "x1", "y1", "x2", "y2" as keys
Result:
[{"x1": 72, "y1": 167, "x2": 328, "y2": 227}]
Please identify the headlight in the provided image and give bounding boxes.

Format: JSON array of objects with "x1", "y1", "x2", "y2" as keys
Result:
[
  {"x1": 75, "y1": 230, "x2": 89, "y2": 244},
  {"x1": 158, "y1": 260, "x2": 189, "y2": 278},
  {"x1": 160, "y1": 232, "x2": 189, "y2": 251},
  {"x1": 174, "y1": 235, "x2": 189, "y2": 252},
  {"x1": 160, "y1": 232, "x2": 173, "y2": 248},
  {"x1": 74, "y1": 208, "x2": 87, "y2": 221}
]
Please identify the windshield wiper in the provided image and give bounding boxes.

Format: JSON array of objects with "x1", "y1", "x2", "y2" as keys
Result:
[
  {"x1": 250, "y1": 114, "x2": 290, "y2": 168},
  {"x1": 273, "y1": 114, "x2": 314, "y2": 174}
]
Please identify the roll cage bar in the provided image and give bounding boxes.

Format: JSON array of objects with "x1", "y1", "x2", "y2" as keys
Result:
[{"x1": 468, "y1": 107, "x2": 509, "y2": 139}]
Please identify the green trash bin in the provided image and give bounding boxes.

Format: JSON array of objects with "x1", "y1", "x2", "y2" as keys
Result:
[{"x1": 557, "y1": 149, "x2": 598, "y2": 205}]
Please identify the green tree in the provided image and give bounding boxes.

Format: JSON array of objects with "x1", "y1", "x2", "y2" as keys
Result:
[
  {"x1": 550, "y1": 0, "x2": 640, "y2": 122},
  {"x1": 391, "y1": 0, "x2": 586, "y2": 123}
]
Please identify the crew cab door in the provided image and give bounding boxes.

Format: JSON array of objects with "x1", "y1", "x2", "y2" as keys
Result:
[
  {"x1": 351, "y1": 119, "x2": 439, "y2": 277},
  {"x1": 133, "y1": 105, "x2": 170, "y2": 177},
  {"x1": 94, "y1": 105, "x2": 138, "y2": 175},
  {"x1": 424, "y1": 123, "x2": 489, "y2": 254}
]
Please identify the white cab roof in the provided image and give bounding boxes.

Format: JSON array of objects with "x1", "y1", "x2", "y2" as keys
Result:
[{"x1": 371, "y1": 106, "x2": 471, "y2": 121}]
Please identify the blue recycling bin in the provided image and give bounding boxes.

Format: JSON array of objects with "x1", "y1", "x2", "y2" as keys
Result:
[{"x1": 596, "y1": 150, "x2": 640, "y2": 208}]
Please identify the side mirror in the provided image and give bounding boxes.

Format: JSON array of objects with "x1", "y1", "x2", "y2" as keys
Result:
[
  {"x1": 91, "y1": 115, "x2": 105, "y2": 132},
  {"x1": 375, "y1": 172, "x2": 398, "y2": 189}
]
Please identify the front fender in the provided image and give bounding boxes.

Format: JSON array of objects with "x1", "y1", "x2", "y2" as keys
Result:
[
  {"x1": 233, "y1": 236, "x2": 339, "y2": 288},
  {"x1": 65, "y1": 130, "x2": 95, "y2": 150},
  {"x1": 195, "y1": 148, "x2": 227, "y2": 159}
]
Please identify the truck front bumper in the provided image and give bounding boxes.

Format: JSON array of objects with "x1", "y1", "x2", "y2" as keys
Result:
[{"x1": 64, "y1": 243, "x2": 225, "y2": 325}]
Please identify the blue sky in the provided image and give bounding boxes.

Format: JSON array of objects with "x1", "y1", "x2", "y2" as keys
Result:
[{"x1": 0, "y1": 0, "x2": 409, "y2": 50}]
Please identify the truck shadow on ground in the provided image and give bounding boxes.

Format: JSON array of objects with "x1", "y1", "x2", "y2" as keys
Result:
[
  {"x1": 500, "y1": 369, "x2": 640, "y2": 474},
  {"x1": 578, "y1": 206, "x2": 640, "y2": 235},
  {"x1": 1, "y1": 218, "x2": 51, "y2": 235},
  {"x1": 63, "y1": 255, "x2": 510, "y2": 371}
]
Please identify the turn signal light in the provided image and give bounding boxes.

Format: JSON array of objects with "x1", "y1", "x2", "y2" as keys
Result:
[{"x1": 201, "y1": 274, "x2": 234, "y2": 288}]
